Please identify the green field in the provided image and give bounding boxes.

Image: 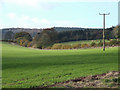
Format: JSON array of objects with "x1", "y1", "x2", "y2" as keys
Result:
[
  {"x1": 58, "y1": 39, "x2": 110, "y2": 45},
  {"x1": 2, "y1": 42, "x2": 118, "y2": 88}
]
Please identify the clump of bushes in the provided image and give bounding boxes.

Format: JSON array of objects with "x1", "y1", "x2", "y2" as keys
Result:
[
  {"x1": 46, "y1": 46, "x2": 52, "y2": 49},
  {"x1": 17, "y1": 38, "x2": 29, "y2": 47},
  {"x1": 109, "y1": 39, "x2": 118, "y2": 46},
  {"x1": 116, "y1": 40, "x2": 120, "y2": 46},
  {"x1": 15, "y1": 32, "x2": 32, "y2": 41},
  {"x1": 13, "y1": 31, "x2": 120, "y2": 49},
  {"x1": 90, "y1": 42, "x2": 96, "y2": 47},
  {"x1": 15, "y1": 32, "x2": 33, "y2": 47},
  {"x1": 27, "y1": 42, "x2": 34, "y2": 47},
  {"x1": 81, "y1": 43, "x2": 89, "y2": 48},
  {"x1": 51, "y1": 44, "x2": 62, "y2": 49},
  {"x1": 51, "y1": 44, "x2": 82, "y2": 49},
  {"x1": 97, "y1": 41, "x2": 103, "y2": 47},
  {"x1": 105, "y1": 42, "x2": 110, "y2": 46},
  {"x1": 16, "y1": 37, "x2": 24, "y2": 44},
  {"x1": 61, "y1": 45, "x2": 72, "y2": 49},
  {"x1": 22, "y1": 40, "x2": 29, "y2": 47},
  {"x1": 97, "y1": 39, "x2": 120, "y2": 47},
  {"x1": 46, "y1": 39, "x2": 120, "y2": 50},
  {"x1": 32, "y1": 44, "x2": 37, "y2": 48},
  {"x1": 72, "y1": 44, "x2": 81, "y2": 49}
]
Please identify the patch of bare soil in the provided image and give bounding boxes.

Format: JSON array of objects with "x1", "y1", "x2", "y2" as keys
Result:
[{"x1": 49, "y1": 71, "x2": 120, "y2": 88}]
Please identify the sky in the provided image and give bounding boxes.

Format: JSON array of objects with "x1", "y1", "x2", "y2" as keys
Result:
[{"x1": 0, "y1": 0, "x2": 119, "y2": 29}]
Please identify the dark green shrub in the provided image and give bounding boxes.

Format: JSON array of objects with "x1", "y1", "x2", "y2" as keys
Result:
[
  {"x1": 97, "y1": 41, "x2": 103, "y2": 47},
  {"x1": 118, "y1": 77, "x2": 120, "y2": 83},
  {"x1": 36, "y1": 44, "x2": 42, "y2": 49},
  {"x1": 90, "y1": 42, "x2": 96, "y2": 47},
  {"x1": 112, "y1": 78, "x2": 118, "y2": 82},
  {"x1": 105, "y1": 42, "x2": 110, "y2": 46},
  {"x1": 104, "y1": 79, "x2": 112, "y2": 83},
  {"x1": 116, "y1": 40, "x2": 120, "y2": 46}
]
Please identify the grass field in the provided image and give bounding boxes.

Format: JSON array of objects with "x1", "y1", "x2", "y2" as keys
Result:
[
  {"x1": 58, "y1": 39, "x2": 110, "y2": 45},
  {"x1": 2, "y1": 42, "x2": 118, "y2": 88}
]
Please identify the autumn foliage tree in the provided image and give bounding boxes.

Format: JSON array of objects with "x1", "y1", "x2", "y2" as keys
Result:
[
  {"x1": 14, "y1": 32, "x2": 32, "y2": 41},
  {"x1": 33, "y1": 28, "x2": 57, "y2": 48},
  {"x1": 112, "y1": 25, "x2": 120, "y2": 39}
]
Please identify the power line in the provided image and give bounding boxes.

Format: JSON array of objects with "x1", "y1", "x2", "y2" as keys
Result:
[{"x1": 99, "y1": 13, "x2": 110, "y2": 51}]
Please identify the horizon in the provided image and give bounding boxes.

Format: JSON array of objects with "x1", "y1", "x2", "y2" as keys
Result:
[{"x1": 1, "y1": 25, "x2": 115, "y2": 30}]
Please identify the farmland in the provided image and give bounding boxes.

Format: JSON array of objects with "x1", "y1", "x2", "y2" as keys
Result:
[
  {"x1": 58, "y1": 39, "x2": 110, "y2": 45},
  {"x1": 2, "y1": 42, "x2": 118, "y2": 88}
]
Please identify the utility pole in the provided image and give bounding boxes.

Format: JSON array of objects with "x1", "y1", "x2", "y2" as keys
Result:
[{"x1": 99, "y1": 13, "x2": 110, "y2": 51}]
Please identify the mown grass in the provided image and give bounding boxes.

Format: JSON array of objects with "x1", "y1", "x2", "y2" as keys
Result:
[{"x1": 2, "y1": 42, "x2": 118, "y2": 88}]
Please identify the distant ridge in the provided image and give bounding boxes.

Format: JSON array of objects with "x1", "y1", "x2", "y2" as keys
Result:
[{"x1": 1, "y1": 26, "x2": 115, "y2": 40}]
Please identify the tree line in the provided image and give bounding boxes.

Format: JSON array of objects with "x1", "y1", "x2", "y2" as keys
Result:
[{"x1": 3, "y1": 25, "x2": 119, "y2": 49}]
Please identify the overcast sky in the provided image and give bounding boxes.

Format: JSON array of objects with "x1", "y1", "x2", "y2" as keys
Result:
[{"x1": 0, "y1": 0, "x2": 119, "y2": 29}]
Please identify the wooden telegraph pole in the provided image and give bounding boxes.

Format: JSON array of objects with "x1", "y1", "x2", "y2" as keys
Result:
[{"x1": 99, "y1": 13, "x2": 110, "y2": 51}]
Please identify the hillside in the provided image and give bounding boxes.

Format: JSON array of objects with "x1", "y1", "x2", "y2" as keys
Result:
[{"x1": 2, "y1": 42, "x2": 118, "y2": 88}]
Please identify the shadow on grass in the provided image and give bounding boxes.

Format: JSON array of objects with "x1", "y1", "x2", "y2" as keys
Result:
[{"x1": 2, "y1": 51, "x2": 118, "y2": 70}]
